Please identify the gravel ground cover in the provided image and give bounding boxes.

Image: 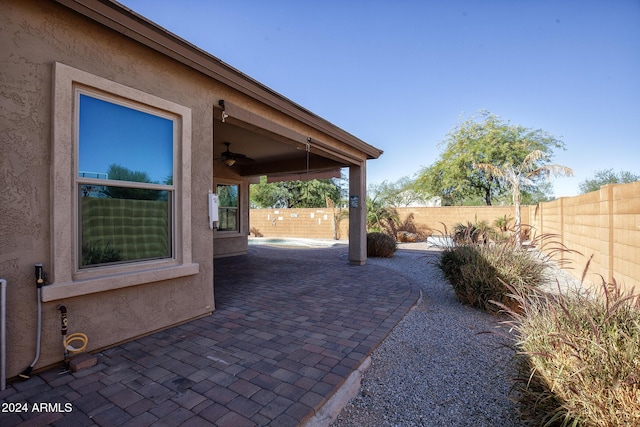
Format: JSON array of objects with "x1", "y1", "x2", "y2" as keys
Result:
[{"x1": 331, "y1": 242, "x2": 579, "y2": 427}]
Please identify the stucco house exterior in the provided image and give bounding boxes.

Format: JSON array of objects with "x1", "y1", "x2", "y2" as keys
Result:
[{"x1": 0, "y1": 0, "x2": 382, "y2": 379}]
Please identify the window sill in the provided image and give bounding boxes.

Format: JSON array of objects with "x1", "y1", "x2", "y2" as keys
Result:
[
  {"x1": 214, "y1": 231, "x2": 243, "y2": 238},
  {"x1": 42, "y1": 262, "x2": 200, "y2": 302}
]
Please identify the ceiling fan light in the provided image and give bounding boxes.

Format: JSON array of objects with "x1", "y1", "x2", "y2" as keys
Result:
[{"x1": 224, "y1": 158, "x2": 236, "y2": 167}]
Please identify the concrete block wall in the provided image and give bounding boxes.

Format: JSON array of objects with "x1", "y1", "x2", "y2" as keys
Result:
[
  {"x1": 249, "y1": 208, "x2": 348, "y2": 240},
  {"x1": 534, "y1": 181, "x2": 640, "y2": 292},
  {"x1": 249, "y1": 206, "x2": 525, "y2": 240},
  {"x1": 612, "y1": 182, "x2": 640, "y2": 288},
  {"x1": 393, "y1": 206, "x2": 531, "y2": 235}
]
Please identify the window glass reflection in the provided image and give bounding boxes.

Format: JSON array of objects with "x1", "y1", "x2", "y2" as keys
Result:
[
  {"x1": 217, "y1": 184, "x2": 239, "y2": 232},
  {"x1": 78, "y1": 94, "x2": 173, "y2": 184}
]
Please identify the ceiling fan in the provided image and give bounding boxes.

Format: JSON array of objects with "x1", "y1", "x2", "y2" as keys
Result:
[{"x1": 216, "y1": 142, "x2": 253, "y2": 166}]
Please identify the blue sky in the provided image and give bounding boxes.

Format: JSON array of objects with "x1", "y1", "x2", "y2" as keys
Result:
[
  {"x1": 79, "y1": 94, "x2": 173, "y2": 183},
  {"x1": 120, "y1": 0, "x2": 640, "y2": 197}
]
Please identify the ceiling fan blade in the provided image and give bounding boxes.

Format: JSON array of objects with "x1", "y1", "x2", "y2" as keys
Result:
[
  {"x1": 222, "y1": 142, "x2": 245, "y2": 158},
  {"x1": 216, "y1": 142, "x2": 253, "y2": 164}
]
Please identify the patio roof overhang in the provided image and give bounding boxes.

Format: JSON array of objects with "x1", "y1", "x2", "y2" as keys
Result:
[
  {"x1": 214, "y1": 100, "x2": 363, "y2": 181},
  {"x1": 55, "y1": 0, "x2": 383, "y2": 183}
]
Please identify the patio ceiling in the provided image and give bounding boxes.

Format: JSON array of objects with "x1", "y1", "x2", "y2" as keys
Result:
[{"x1": 214, "y1": 110, "x2": 350, "y2": 181}]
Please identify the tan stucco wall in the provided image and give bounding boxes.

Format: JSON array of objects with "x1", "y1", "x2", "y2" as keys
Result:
[
  {"x1": 0, "y1": 0, "x2": 379, "y2": 378},
  {"x1": 213, "y1": 164, "x2": 249, "y2": 258},
  {"x1": 0, "y1": 0, "x2": 219, "y2": 377}
]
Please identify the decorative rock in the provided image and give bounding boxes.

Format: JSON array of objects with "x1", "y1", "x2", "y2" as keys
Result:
[{"x1": 396, "y1": 231, "x2": 418, "y2": 242}]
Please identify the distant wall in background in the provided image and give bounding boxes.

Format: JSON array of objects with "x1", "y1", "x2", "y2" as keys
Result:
[
  {"x1": 250, "y1": 208, "x2": 349, "y2": 240},
  {"x1": 249, "y1": 206, "x2": 527, "y2": 241},
  {"x1": 250, "y1": 182, "x2": 640, "y2": 291},
  {"x1": 392, "y1": 206, "x2": 531, "y2": 235}
]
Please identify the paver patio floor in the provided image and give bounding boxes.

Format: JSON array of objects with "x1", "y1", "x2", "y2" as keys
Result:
[{"x1": 0, "y1": 245, "x2": 418, "y2": 426}]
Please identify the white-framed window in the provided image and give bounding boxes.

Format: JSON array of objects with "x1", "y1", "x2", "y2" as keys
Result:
[
  {"x1": 46, "y1": 62, "x2": 198, "y2": 302},
  {"x1": 216, "y1": 182, "x2": 239, "y2": 232}
]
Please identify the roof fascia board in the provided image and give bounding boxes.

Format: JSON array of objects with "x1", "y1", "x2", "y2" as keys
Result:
[{"x1": 54, "y1": 0, "x2": 383, "y2": 160}]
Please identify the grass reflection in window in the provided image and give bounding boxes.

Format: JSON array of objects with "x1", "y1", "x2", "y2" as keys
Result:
[{"x1": 80, "y1": 184, "x2": 170, "y2": 266}]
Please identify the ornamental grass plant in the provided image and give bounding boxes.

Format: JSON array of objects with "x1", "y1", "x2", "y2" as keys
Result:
[
  {"x1": 499, "y1": 277, "x2": 640, "y2": 427},
  {"x1": 437, "y1": 222, "x2": 640, "y2": 425},
  {"x1": 366, "y1": 232, "x2": 397, "y2": 258},
  {"x1": 437, "y1": 234, "x2": 548, "y2": 313}
]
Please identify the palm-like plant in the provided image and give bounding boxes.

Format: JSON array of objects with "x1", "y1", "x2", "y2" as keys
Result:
[
  {"x1": 475, "y1": 150, "x2": 573, "y2": 247},
  {"x1": 366, "y1": 195, "x2": 399, "y2": 235}
]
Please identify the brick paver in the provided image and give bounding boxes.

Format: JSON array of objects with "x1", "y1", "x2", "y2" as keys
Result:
[{"x1": 0, "y1": 246, "x2": 417, "y2": 426}]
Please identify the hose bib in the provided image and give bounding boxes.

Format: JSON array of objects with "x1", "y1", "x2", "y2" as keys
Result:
[{"x1": 57, "y1": 305, "x2": 89, "y2": 365}]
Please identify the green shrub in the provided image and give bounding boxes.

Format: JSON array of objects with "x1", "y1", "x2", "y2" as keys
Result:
[
  {"x1": 503, "y1": 279, "x2": 640, "y2": 426},
  {"x1": 437, "y1": 240, "x2": 547, "y2": 313},
  {"x1": 367, "y1": 232, "x2": 397, "y2": 258}
]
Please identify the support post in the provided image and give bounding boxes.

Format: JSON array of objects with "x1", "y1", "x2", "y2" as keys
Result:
[
  {"x1": 600, "y1": 184, "x2": 614, "y2": 284},
  {"x1": 348, "y1": 162, "x2": 367, "y2": 265}
]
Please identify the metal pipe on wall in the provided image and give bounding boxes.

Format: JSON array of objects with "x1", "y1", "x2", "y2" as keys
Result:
[{"x1": 1, "y1": 278, "x2": 6, "y2": 391}]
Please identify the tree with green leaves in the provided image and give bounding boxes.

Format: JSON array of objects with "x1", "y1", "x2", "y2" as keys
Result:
[
  {"x1": 368, "y1": 176, "x2": 434, "y2": 207},
  {"x1": 415, "y1": 111, "x2": 566, "y2": 206},
  {"x1": 578, "y1": 169, "x2": 640, "y2": 194},
  {"x1": 475, "y1": 150, "x2": 573, "y2": 247},
  {"x1": 250, "y1": 176, "x2": 342, "y2": 208},
  {"x1": 102, "y1": 164, "x2": 166, "y2": 200}
]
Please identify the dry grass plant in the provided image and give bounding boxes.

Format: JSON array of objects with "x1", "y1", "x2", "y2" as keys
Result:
[
  {"x1": 437, "y1": 229, "x2": 551, "y2": 313},
  {"x1": 437, "y1": 224, "x2": 640, "y2": 425},
  {"x1": 452, "y1": 219, "x2": 497, "y2": 245},
  {"x1": 495, "y1": 272, "x2": 640, "y2": 426},
  {"x1": 378, "y1": 212, "x2": 432, "y2": 242},
  {"x1": 366, "y1": 232, "x2": 397, "y2": 258}
]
